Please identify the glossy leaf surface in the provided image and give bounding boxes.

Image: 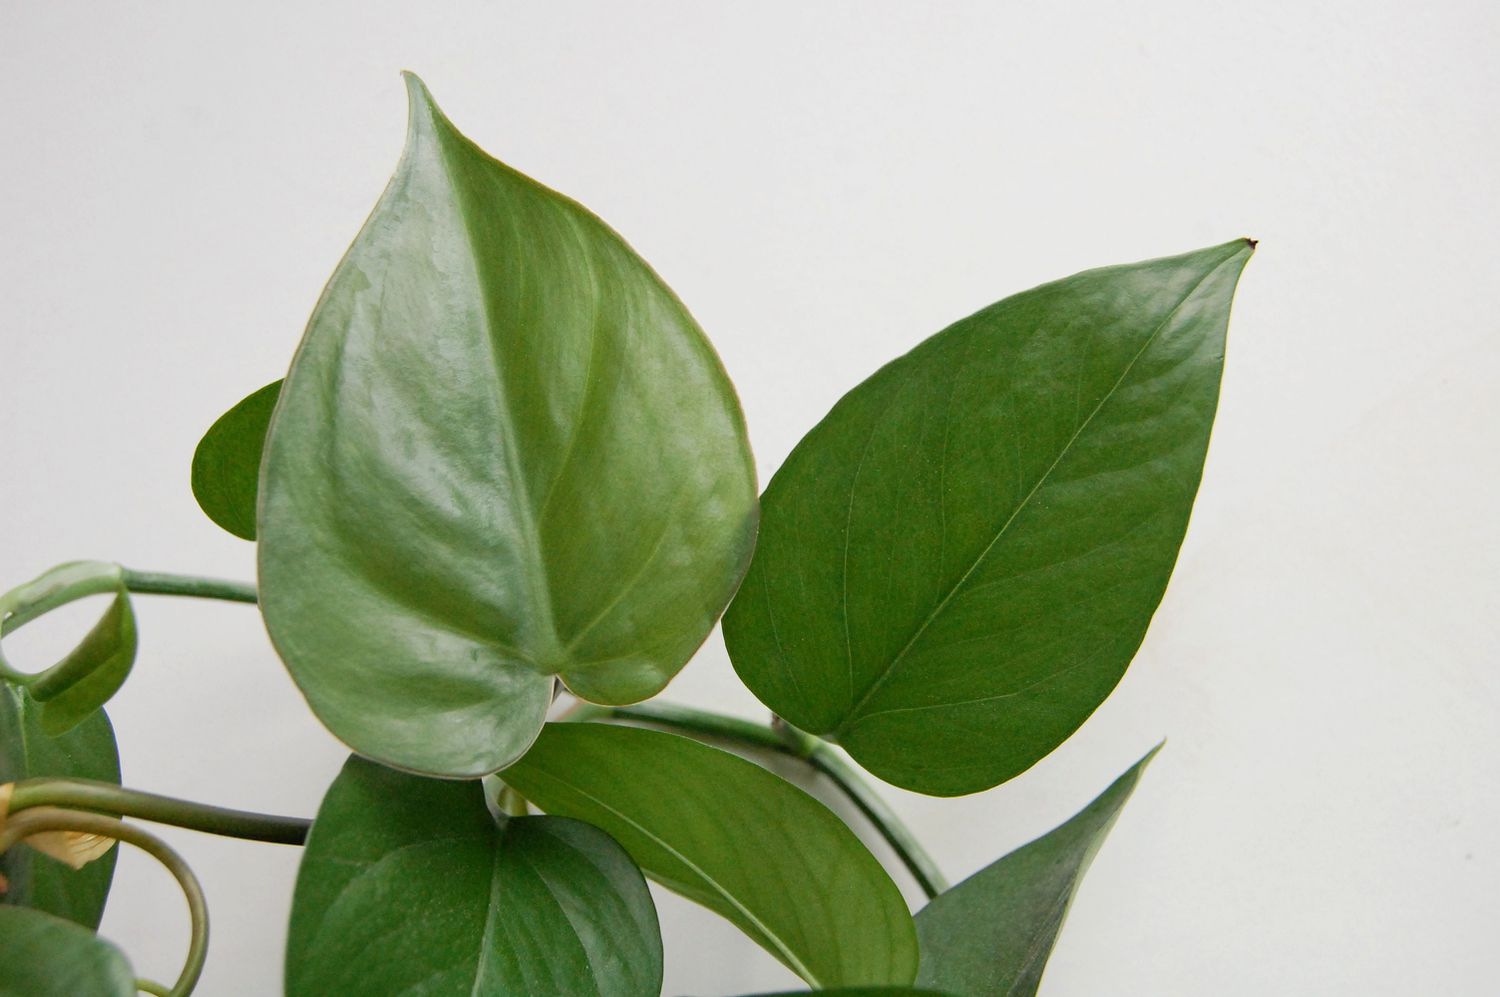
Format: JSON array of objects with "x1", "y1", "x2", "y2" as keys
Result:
[
  {"x1": 0, "y1": 686, "x2": 120, "y2": 928},
  {"x1": 724, "y1": 241, "x2": 1252, "y2": 795},
  {"x1": 258, "y1": 75, "x2": 757, "y2": 777},
  {"x1": 191, "y1": 379, "x2": 281, "y2": 540},
  {"x1": 287, "y1": 756, "x2": 661, "y2": 996},
  {"x1": 915, "y1": 747, "x2": 1158, "y2": 995},
  {"x1": 503, "y1": 723, "x2": 918, "y2": 988},
  {"x1": 0, "y1": 906, "x2": 135, "y2": 997}
]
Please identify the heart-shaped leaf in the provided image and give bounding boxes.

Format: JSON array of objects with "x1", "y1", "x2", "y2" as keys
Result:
[
  {"x1": 724, "y1": 241, "x2": 1252, "y2": 795},
  {"x1": 503, "y1": 722, "x2": 919, "y2": 988},
  {"x1": 0, "y1": 906, "x2": 135, "y2": 996},
  {"x1": 914, "y1": 746, "x2": 1159, "y2": 995},
  {"x1": 0, "y1": 561, "x2": 137, "y2": 736},
  {"x1": 191, "y1": 379, "x2": 281, "y2": 541},
  {"x1": 0, "y1": 686, "x2": 120, "y2": 928},
  {"x1": 286, "y1": 756, "x2": 662, "y2": 996},
  {"x1": 258, "y1": 74, "x2": 758, "y2": 777}
]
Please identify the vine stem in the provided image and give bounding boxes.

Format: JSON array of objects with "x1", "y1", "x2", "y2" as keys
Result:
[
  {"x1": 119, "y1": 570, "x2": 258, "y2": 605},
  {"x1": 0, "y1": 808, "x2": 208, "y2": 997},
  {"x1": 5, "y1": 778, "x2": 309, "y2": 845},
  {"x1": 561, "y1": 700, "x2": 949, "y2": 899}
]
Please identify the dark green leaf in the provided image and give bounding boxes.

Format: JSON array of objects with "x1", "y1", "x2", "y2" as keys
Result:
[
  {"x1": 0, "y1": 906, "x2": 135, "y2": 996},
  {"x1": 0, "y1": 561, "x2": 137, "y2": 736},
  {"x1": 258, "y1": 73, "x2": 757, "y2": 777},
  {"x1": 724, "y1": 241, "x2": 1252, "y2": 795},
  {"x1": 914, "y1": 746, "x2": 1159, "y2": 995},
  {"x1": 191, "y1": 379, "x2": 281, "y2": 541},
  {"x1": 0, "y1": 686, "x2": 121, "y2": 928},
  {"x1": 503, "y1": 723, "x2": 918, "y2": 988},
  {"x1": 286, "y1": 756, "x2": 661, "y2": 996}
]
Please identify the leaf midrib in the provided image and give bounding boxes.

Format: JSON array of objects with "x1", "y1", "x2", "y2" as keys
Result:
[{"x1": 833, "y1": 254, "x2": 1240, "y2": 734}]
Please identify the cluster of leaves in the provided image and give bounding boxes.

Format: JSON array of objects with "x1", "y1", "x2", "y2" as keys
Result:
[{"x1": 0, "y1": 73, "x2": 1252, "y2": 995}]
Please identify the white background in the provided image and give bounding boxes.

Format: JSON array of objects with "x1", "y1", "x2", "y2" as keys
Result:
[{"x1": 2, "y1": 2, "x2": 1497, "y2": 993}]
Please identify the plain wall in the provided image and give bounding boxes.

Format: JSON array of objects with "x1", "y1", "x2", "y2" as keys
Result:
[{"x1": 1, "y1": 1, "x2": 1496, "y2": 993}]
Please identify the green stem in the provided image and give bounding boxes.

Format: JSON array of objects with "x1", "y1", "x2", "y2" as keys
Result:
[
  {"x1": 0, "y1": 808, "x2": 208, "y2": 997},
  {"x1": 136, "y1": 979, "x2": 172, "y2": 996},
  {"x1": 565, "y1": 701, "x2": 949, "y2": 899},
  {"x1": 120, "y1": 570, "x2": 258, "y2": 605},
  {"x1": 6, "y1": 778, "x2": 309, "y2": 845}
]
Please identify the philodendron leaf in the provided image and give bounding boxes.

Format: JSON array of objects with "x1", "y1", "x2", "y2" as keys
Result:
[
  {"x1": 287, "y1": 755, "x2": 662, "y2": 996},
  {"x1": 0, "y1": 906, "x2": 135, "y2": 997},
  {"x1": 0, "y1": 561, "x2": 137, "y2": 736},
  {"x1": 914, "y1": 746, "x2": 1159, "y2": 996},
  {"x1": 258, "y1": 73, "x2": 758, "y2": 777},
  {"x1": 503, "y1": 723, "x2": 919, "y2": 988},
  {"x1": 0, "y1": 686, "x2": 121, "y2": 928},
  {"x1": 191, "y1": 379, "x2": 281, "y2": 540},
  {"x1": 724, "y1": 241, "x2": 1253, "y2": 796}
]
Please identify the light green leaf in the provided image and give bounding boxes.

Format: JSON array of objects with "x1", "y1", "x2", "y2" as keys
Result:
[
  {"x1": 723, "y1": 241, "x2": 1252, "y2": 796},
  {"x1": 191, "y1": 379, "x2": 281, "y2": 541},
  {"x1": 503, "y1": 723, "x2": 918, "y2": 988},
  {"x1": 0, "y1": 561, "x2": 137, "y2": 736},
  {"x1": 0, "y1": 686, "x2": 121, "y2": 929},
  {"x1": 286, "y1": 756, "x2": 661, "y2": 997},
  {"x1": 915, "y1": 746, "x2": 1159, "y2": 995},
  {"x1": 0, "y1": 906, "x2": 135, "y2": 996},
  {"x1": 258, "y1": 73, "x2": 758, "y2": 777}
]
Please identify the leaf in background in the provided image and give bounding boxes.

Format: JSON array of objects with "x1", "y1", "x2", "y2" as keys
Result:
[
  {"x1": 0, "y1": 687, "x2": 121, "y2": 928},
  {"x1": 258, "y1": 74, "x2": 758, "y2": 778},
  {"x1": 286, "y1": 756, "x2": 662, "y2": 997},
  {"x1": 914, "y1": 746, "x2": 1159, "y2": 996},
  {"x1": 0, "y1": 561, "x2": 137, "y2": 736},
  {"x1": 724, "y1": 241, "x2": 1253, "y2": 796},
  {"x1": 191, "y1": 379, "x2": 282, "y2": 541},
  {"x1": 503, "y1": 723, "x2": 919, "y2": 988},
  {"x1": 0, "y1": 906, "x2": 135, "y2": 996}
]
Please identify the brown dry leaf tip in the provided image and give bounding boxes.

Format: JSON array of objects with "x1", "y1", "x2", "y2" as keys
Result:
[
  {"x1": 0, "y1": 782, "x2": 11, "y2": 836},
  {"x1": 25, "y1": 829, "x2": 117, "y2": 870}
]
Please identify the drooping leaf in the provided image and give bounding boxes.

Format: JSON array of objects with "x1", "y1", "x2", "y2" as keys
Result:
[
  {"x1": 723, "y1": 241, "x2": 1253, "y2": 796},
  {"x1": 0, "y1": 561, "x2": 137, "y2": 736},
  {"x1": 914, "y1": 746, "x2": 1159, "y2": 995},
  {"x1": 503, "y1": 723, "x2": 919, "y2": 988},
  {"x1": 0, "y1": 686, "x2": 121, "y2": 928},
  {"x1": 286, "y1": 756, "x2": 662, "y2": 997},
  {"x1": 0, "y1": 906, "x2": 135, "y2": 996},
  {"x1": 258, "y1": 73, "x2": 758, "y2": 778},
  {"x1": 191, "y1": 379, "x2": 281, "y2": 541}
]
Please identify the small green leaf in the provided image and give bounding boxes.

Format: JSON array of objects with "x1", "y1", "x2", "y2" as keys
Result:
[
  {"x1": 0, "y1": 906, "x2": 135, "y2": 996},
  {"x1": 0, "y1": 686, "x2": 121, "y2": 928},
  {"x1": 724, "y1": 241, "x2": 1253, "y2": 796},
  {"x1": 503, "y1": 723, "x2": 919, "y2": 988},
  {"x1": 0, "y1": 561, "x2": 136, "y2": 736},
  {"x1": 286, "y1": 756, "x2": 662, "y2": 996},
  {"x1": 191, "y1": 379, "x2": 281, "y2": 541},
  {"x1": 914, "y1": 746, "x2": 1159, "y2": 996},
  {"x1": 258, "y1": 74, "x2": 757, "y2": 777}
]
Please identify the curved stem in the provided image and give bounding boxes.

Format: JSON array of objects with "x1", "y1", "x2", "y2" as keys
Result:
[
  {"x1": 6, "y1": 778, "x2": 309, "y2": 845},
  {"x1": 564, "y1": 701, "x2": 949, "y2": 899},
  {"x1": 119, "y1": 570, "x2": 257, "y2": 605},
  {"x1": 136, "y1": 979, "x2": 172, "y2": 996},
  {"x1": 0, "y1": 808, "x2": 208, "y2": 996}
]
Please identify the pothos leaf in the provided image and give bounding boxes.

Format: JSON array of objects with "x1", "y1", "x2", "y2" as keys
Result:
[
  {"x1": 724, "y1": 241, "x2": 1252, "y2": 795},
  {"x1": 502, "y1": 722, "x2": 919, "y2": 989},
  {"x1": 914, "y1": 746, "x2": 1159, "y2": 995},
  {"x1": 257, "y1": 74, "x2": 758, "y2": 777},
  {"x1": 0, "y1": 906, "x2": 135, "y2": 996},
  {"x1": 286, "y1": 756, "x2": 662, "y2": 996},
  {"x1": 191, "y1": 379, "x2": 282, "y2": 541},
  {"x1": 0, "y1": 686, "x2": 121, "y2": 928}
]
